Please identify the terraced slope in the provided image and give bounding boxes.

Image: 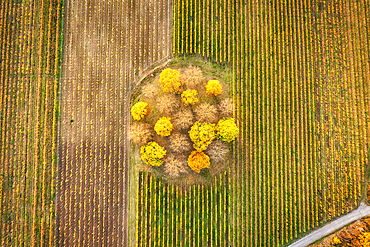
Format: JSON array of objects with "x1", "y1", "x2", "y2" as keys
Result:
[
  {"x1": 0, "y1": 0, "x2": 64, "y2": 246},
  {"x1": 56, "y1": 0, "x2": 172, "y2": 245},
  {"x1": 136, "y1": 0, "x2": 369, "y2": 246}
]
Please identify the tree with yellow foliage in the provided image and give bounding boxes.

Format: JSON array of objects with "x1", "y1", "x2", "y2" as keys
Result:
[
  {"x1": 140, "y1": 142, "x2": 166, "y2": 166},
  {"x1": 187, "y1": 151, "x2": 210, "y2": 173},
  {"x1": 131, "y1": 101, "x2": 150, "y2": 121},
  {"x1": 154, "y1": 117, "x2": 173, "y2": 137},
  {"x1": 332, "y1": 236, "x2": 342, "y2": 245},
  {"x1": 159, "y1": 68, "x2": 182, "y2": 93},
  {"x1": 189, "y1": 121, "x2": 215, "y2": 151},
  {"x1": 205, "y1": 79, "x2": 222, "y2": 96},
  {"x1": 181, "y1": 89, "x2": 199, "y2": 106},
  {"x1": 215, "y1": 117, "x2": 239, "y2": 142},
  {"x1": 355, "y1": 232, "x2": 370, "y2": 246}
]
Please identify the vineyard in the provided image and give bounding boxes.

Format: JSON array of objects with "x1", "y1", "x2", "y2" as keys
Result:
[
  {"x1": 56, "y1": 0, "x2": 172, "y2": 245},
  {"x1": 0, "y1": 0, "x2": 369, "y2": 246},
  {"x1": 135, "y1": 0, "x2": 370, "y2": 246},
  {"x1": 0, "y1": 0, "x2": 63, "y2": 245}
]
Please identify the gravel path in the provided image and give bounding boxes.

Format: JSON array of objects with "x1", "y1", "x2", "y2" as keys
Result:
[{"x1": 289, "y1": 202, "x2": 370, "y2": 247}]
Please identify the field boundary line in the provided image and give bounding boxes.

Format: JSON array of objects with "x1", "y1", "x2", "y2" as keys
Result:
[
  {"x1": 289, "y1": 202, "x2": 370, "y2": 247},
  {"x1": 125, "y1": 56, "x2": 172, "y2": 247},
  {"x1": 129, "y1": 57, "x2": 173, "y2": 93}
]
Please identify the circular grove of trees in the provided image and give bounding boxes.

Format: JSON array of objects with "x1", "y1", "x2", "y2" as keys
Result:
[{"x1": 130, "y1": 66, "x2": 239, "y2": 180}]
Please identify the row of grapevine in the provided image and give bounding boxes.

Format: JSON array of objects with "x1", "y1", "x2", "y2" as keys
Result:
[
  {"x1": 313, "y1": 0, "x2": 369, "y2": 222},
  {"x1": 173, "y1": 0, "x2": 233, "y2": 63},
  {"x1": 56, "y1": 0, "x2": 173, "y2": 245},
  {"x1": 136, "y1": 0, "x2": 369, "y2": 246},
  {"x1": 136, "y1": 171, "x2": 230, "y2": 247},
  {"x1": 0, "y1": 0, "x2": 64, "y2": 245}
]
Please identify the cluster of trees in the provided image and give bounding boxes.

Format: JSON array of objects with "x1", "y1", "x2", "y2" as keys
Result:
[{"x1": 130, "y1": 66, "x2": 238, "y2": 179}]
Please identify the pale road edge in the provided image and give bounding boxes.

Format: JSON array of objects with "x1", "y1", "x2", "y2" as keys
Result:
[
  {"x1": 125, "y1": 57, "x2": 173, "y2": 247},
  {"x1": 289, "y1": 202, "x2": 370, "y2": 247}
]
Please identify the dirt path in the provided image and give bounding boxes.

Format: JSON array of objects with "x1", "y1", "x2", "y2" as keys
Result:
[
  {"x1": 125, "y1": 58, "x2": 173, "y2": 247},
  {"x1": 289, "y1": 202, "x2": 370, "y2": 247},
  {"x1": 56, "y1": 0, "x2": 172, "y2": 245}
]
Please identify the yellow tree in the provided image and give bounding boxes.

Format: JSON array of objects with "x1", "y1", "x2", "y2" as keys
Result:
[{"x1": 159, "y1": 68, "x2": 182, "y2": 93}]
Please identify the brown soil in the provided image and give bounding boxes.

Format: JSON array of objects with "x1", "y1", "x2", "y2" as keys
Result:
[{"x1": 56, "y1": 0, "x2": 172, "y2": 246}]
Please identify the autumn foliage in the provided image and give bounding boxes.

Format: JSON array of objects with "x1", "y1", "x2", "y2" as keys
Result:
[
  {"x1": 189, "y1": 121, "x2": 215, "y2": 151},
  {"x1": 215, "y1": 117, "x2": 239, "y2": 142},
  {"x1": 312, "y1": 218, "x2": 370, "y2": 247},
  {"x1": 187, "y1": 151, "x2": 210, "y2": 173},
  {"x1": 159, "y1": 68, "x2": 182, "y2": 93},
  {"x1": 154, "y1": 117, "x2": 173, "y2": 137},
  {"x1": 140, "y1": 142, "x2": 166, "y2": 166},
  {"x1": 205, "y1": 79, "x2": 222, "y2": 96},
  {"x1": 181, "y1": 89, "x2": 199, "y2": 106},
  {"x1": 131, "y1": 101, "x2": 150, "y2": 121},
  {"x1": 131, "y1": 65, "x2": 237, "y2": 180}
]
